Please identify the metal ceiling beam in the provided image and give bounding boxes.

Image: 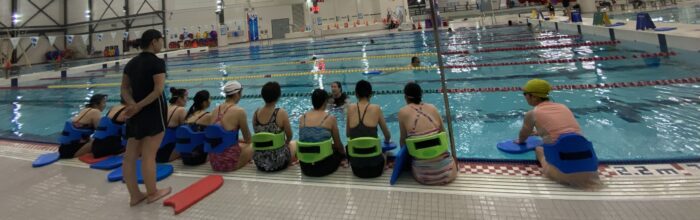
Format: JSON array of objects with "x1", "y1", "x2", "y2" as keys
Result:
[
  {"x1": 71, "y1": 23, "x2": 164, "y2": 35},
  {"x1": 20, "y1": 0, "x2": 62, "y2": 28}
]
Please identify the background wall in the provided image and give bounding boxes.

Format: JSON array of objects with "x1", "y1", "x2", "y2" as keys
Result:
[{"x1": 1, "y1": 0, "x2": 409, "y2": 66}]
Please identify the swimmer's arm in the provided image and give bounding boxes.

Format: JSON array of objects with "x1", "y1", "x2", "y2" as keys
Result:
[
  {"x1": 176, "y1": 108, "x2": 187, "y2": 125},
  {"x1": 120, "y1": 74, "x2": 136, "y2": 106},
  {"x1": 398, "y1": 109, "x2": 408, "y2": 147},
  {"x1": 237, "y1": 110, "x2": 252, "y2": 143},
  {"x1": 377, "y1": 107, "x2": 391, "y2": 142},
  {"x1": 330, "y1": 116, "x2": 345, "y2": 155},
  {"x1": 518, "y1": 111, "x2": 536, "y2": 144},
  {"x1": 278, "y1": 109, "x2": 293, "y2": 143},
  {"x1": 345, "y1": 105, "x2": 351, "y2": 137}
]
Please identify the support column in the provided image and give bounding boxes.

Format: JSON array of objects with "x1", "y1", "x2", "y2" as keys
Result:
[
  {"x1": 10, "y1": 0, "x2": 18, "y2": 64},
  {"x1": 88, "y1": 0, "x2": 94, "y2": 54}
]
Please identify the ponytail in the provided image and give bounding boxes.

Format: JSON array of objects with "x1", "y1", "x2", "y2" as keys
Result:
[
  {"x1": 186, "y1": 90, "x2": 210, "y2": 119},
  {"x1": 169, "y1": 87, "x2": 187, "y2": 104}
]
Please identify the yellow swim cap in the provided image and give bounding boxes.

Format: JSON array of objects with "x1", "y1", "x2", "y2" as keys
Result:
[{"x1": 523, "y1": 79, "x2": 551, "y2": 98}]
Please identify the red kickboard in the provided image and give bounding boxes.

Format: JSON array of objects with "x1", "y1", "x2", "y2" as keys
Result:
[
  {"x1": 163, "y1": 175, "x2": 223, "y2": 215},
  {"x1": 78, "y1": 153, "x2": 108, "y2": 164}
]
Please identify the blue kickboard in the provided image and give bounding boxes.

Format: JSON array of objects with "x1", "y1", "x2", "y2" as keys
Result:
[
  {"x1": 107, "y1": 160, "x2": 174, "y2": 183},
  {"x1": 90, "y1": 156, "x2": 124, "y2": 170},
  {"x1": 654, "y1": 27, "x2": 677, "y2": 31},
  {"x1": 32, "y1": 152, "x2": 60, "y2": 168},
  {"x1": 496, "y1": 136, "x2": 544, "y2": 154},
  {"x1": 390, "y1": 147, "x2": 411, "y2": 185},
  {"x1": 362, "y1": 70, "x2": 383, "y2": 75},
  {"x1": 382, "y1": 142, "x2": 397, "y2": 152}
]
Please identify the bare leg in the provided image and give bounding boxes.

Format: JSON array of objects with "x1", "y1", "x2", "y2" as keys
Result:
[
  {"x1": 123, "y1": 138, "x2": 146, "y2": 206},
  {"x1": 73, "y1": 139, "x2": 94, "y2": 158},
  {"x1": 139, "y1": 132, "x2": 171, "y2": 203},
  {"x1": 235, "y1": 143, "x2": 254, "y2": 170}
]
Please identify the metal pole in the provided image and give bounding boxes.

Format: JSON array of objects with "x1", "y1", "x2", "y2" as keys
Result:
[
  {"x1": 162, "y1": 0, "x2": 166, "y2": 48},
  {"x1": 88, "y1": 0, "x2": 94, "y2": 54},
  {"x1": 427, "y1": 0, "x2": 457, "y2": 159},
  {"x1": 63, "y1": 0, "x2": 68, "y2": 51}
]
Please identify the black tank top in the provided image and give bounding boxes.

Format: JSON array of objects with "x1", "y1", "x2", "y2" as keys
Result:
[{"x1": 348, "y1": 103, "x2": 377, "y2": 139}]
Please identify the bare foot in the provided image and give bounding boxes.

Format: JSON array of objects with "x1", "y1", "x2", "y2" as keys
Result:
[
  {"x1": 146, "y1": 187, "x2": 172, "y2": 204},
  {"x1": 129, "y1": 192, "x2": 147, "y2": 207}
]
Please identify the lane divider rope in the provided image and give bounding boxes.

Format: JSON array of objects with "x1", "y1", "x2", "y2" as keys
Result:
[
  {"x1": 30, "y1": 77, "x2": 700, "y2": 100},
  {"x1": 443, "y1": 40, "x2": 621, "y2": 55},
  {"x1": 49, "y1": 52, "x2": 673, "y2": 89}
]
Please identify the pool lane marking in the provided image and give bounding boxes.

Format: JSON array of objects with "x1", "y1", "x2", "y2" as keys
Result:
[
  {"x1": 103, "y1": 36, "x2": 587, "y2": 78},
  {"x1": 48, "y1": 52, "x2": 677, "y2": 89},
  {"x1": 99, "y1": 52, "x2": 439, "y2": 78},
  {"x1": 32, "y1": 77, "x2": 700, "y2": 101},
  {"x1": 169, "y1": 27, "x2": 535, "y2": 59},
  {"x1": 163, "y1": 32, "x2": 567, "y2": 68}
]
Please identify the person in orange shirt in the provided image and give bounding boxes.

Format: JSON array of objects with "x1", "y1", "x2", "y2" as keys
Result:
[{"x1": 517, "y1": 79, "x2": 601, "y2": 189}]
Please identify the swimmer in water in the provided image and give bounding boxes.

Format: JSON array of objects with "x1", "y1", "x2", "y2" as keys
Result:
[
  {"x1": 299, "y1": 56, "x2": 318, "y2": 64},
  {"x1": 367, "y1": 56, "x2": 424, "y2": 77}
]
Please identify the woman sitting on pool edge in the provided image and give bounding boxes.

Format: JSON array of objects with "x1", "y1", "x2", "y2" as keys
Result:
[
  {"x1": 180, "y1": 90, "x2": 213, "y2": 165},
  {"x1": 91, "y1": 98, "x2": 127, "y2": 158},
  {"x1": 516, "y1": 79, "x2": 601, "y2": 189},
  {"x1": 251, "y1": 81, "x2": 297, "y2": 171},
  {"x1": 397, "y1": 82, "x2": 457, "y2": 185},
  {"x1": 155, "y1": 87, "x2": 188, "y2": 163},
  {"x1": 298, "y1": 89, "x2": 346, "y2": 177},
  {"x1": 346, "y1": 80, "x2": 391, "y2": 178},
  {"x1": 59, "y1": 94, "x2": 107, "y2": 159},
  {"x1": 208, "y1": 81, "x2": 253, "y2": 172}
]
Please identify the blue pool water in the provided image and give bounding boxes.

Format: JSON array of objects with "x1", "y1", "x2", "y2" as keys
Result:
[{"x1": 1, "y1": 24, "x2": 699, "y2": 162}]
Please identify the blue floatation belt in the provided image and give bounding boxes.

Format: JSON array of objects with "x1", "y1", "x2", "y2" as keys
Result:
[
  {"x1": 204, "y1": 125, "x2": 239, "y2": 154},
  {"x1": 93, "y1": 117, "x2": 123, "y2": 140},
  {"x1": 543, "y1": 133, "x2": 599, "y2": 174},
  {"x1": 160, "y1": 127, "x2": 177, "y2": 149},
  {"x1": 59, "y1": 121, "x2": 94, "y2": 145},
  {"x1": 175, "y1": 126, "x2": 205, "y2": 154}
]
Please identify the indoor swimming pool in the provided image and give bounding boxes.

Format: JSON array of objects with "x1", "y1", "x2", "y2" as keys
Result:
[{"x1": 2, "y1": 24, "x2": 699, "y2": 162}]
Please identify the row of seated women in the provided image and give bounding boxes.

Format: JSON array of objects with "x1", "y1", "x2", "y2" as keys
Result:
[{"x1": 57, "y1": 80, "x2": 457, "y2": 185}]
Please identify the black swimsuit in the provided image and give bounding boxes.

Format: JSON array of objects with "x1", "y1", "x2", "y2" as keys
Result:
[
  {"x1": 91, "y1": 107, "x2": 126, "y2": 158},
  {"x1": 156, "y1": 107, "x2": 181, "y2": 163},
  {"x1": 347, "y1": 103, "x2": 385, "y2": 178}
]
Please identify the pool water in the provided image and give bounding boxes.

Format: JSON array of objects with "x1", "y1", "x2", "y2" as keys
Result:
[
  {"x1": 609, "y1": 5, "x2": 700, "y2": 24},
  {"x1": 2, "y1": 24, "x2": 699, "y2": 162}
]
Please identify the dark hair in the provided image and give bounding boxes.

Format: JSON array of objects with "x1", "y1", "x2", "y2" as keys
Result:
[
  {"x1": 129, "y1": 29, "x2": 163, "y2": 49},
  {"x1": 355, "y1": 80, "x2": 372, "y2": 99},
  {"x1": 169, "y1": 87, "x2": 187, "y2": 104},
  {"x1": 332, "y1": 81, "x2": 342, "y2": 91},
  {"x1": 403, "y1": 82, "x2": 422, "y2": 104},
  {"x1": 87, "y1": 94, "x2": 107, "y2": 108},
  {"x1": 311, "y1": 88, "x2": 328, "y2": 110},
  {"x1": 261, "y1": 81, "x2": 281, "y2": 103},
  {"x1": 119, "y1": 97, "x2": 126, "y2": 105},
  {"x1": 411, "y1": 56, "x2": 420, "y2": 64},
  {"x1": 187, "y1": 90, "x2": 210, "y2": 118}
]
